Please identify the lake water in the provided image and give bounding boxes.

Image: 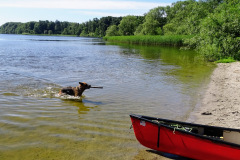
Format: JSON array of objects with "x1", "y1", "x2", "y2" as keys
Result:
[{"x1": 0, "y1": 34, "x2": 215, "y2": 159}]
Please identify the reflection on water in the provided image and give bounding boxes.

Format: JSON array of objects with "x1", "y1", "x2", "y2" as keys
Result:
[
  {"x1": 0, "y1": 34, "x2": 215, "y2": 160},
  {"x1": 61, "y1": 98, "x2": 100, "y2": 114}
]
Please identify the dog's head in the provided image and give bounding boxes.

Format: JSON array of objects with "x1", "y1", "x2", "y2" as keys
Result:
[{"x1": 78, "y1": 82, "x2": 91, "y2": 90}]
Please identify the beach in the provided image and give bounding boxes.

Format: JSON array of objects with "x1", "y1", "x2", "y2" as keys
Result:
[
  {"x1": 134, "y1": 62, "x2": 240, "y2": 159},
  {"x1": 188, "y1": 62, "x2": 240, "y2": 129}
]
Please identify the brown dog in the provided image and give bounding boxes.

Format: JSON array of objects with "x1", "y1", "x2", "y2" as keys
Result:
[{"x1": 59, "y1": 82, "x2": 91, "y2": 97}]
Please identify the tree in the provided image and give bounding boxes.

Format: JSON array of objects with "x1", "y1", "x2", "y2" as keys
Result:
[
  {"x1": 48, "y1": 30, "x2": 53, "y2": 35},
  {"x1": 106, "y1": 25, "x2": 119, "y2": 36},
  {"x1": 134, "y1": 7, "x2": 166, "y2": 35},
  {"x1": 118, "y1": 15, "x2": 140, "y2": 36},
  {"x1": 62, "y1": 21, "x2": 69, "y2": 31},
  {"x1": 48, "y1": 21, "x2": 55, "y2": 33},
  {"x1": 98, "y1": 16, "x2": 112, "y2": 36},
  {"x1": 134, "y1": 24, "x2": 143, "y2": 35},
  {"x1": 38, "y1": 20, "x2": 47, "y2": 34},
  {"x1": 80, "y1": 27, "x2": 88, "y2": 37},
  {"x1": 0, "y1": 16, "x2": 120, "y2": 37},
  {"x1": 23, "y1": 22, "x2": 34, "y2": 33},
  {"x1": 62, "y1": 28, "x2": 69, "y2": 35},
  {"x1": 33, "y1": 23, "x2": 41, "y2": 34},
  {"x1": 54, "y1": 20, "x2": 61, "y2": 34},
  {"x1": 186, "y1": 1, "x2": 240, "y2": 61},
  {"x1": 15, "y1": 24, "x2": 24, "y2": 34},
  {"x1": 147, "y1": 7, "x2": 167, "y2": 28},
  {"x1": 163, "y1": 0, "x2": 211, "y2": 35}
]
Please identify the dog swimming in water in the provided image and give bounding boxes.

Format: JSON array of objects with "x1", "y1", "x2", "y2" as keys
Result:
[{"x1": 59, "y1": 82, "x2": 103, "y2": 97}]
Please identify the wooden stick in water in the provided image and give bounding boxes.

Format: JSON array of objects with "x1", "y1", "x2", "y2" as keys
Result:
[{"x1": 90, "y1": 86, "x2": 103, "y2": 89}]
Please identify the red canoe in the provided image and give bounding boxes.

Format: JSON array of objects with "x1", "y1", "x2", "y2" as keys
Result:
[{"x1": 130, "y1": 114, "x2": 240, "y2": 160}]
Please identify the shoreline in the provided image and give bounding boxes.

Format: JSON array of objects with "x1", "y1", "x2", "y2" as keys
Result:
[
  {"x1": 187, "y1": 62, "x2": 240, "y2": 129},
  {"x1": 103, "y1": 35, "x2": 192, "y2": 46},
  {"x1": 135, "y1": 62, "x2": 240, "y2": 160}
]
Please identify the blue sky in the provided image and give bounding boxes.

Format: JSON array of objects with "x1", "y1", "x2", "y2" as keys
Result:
[{"x1": 0, "y1": 0, "x2": 180, "y2": 26}]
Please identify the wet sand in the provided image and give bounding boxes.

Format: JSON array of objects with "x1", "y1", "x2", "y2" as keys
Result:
[{"x1": 188, "y1": 62, "x2": 240, "y2": 128}]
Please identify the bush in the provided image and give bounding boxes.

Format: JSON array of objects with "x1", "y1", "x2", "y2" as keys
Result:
[
  {"x1": 186, "y1": 2, "x2": 240, "y2": 61},
  {"x1": 216, "y1": 57, "x2": 236, "y2": 63}
]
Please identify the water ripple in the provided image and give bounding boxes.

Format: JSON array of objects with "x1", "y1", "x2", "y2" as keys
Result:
[{"x1": 0, "y1": 34, "x2": 215, "y2": 159}]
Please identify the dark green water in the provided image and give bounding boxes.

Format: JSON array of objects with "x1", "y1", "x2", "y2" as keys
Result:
[{"x1": 0, "y1": 34, "x2": 215, "y2": 159}]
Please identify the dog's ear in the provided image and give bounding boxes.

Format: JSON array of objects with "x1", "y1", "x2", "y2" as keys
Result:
[{"x1": 79, "y1": 82, "x2": 84, "y2": 85}]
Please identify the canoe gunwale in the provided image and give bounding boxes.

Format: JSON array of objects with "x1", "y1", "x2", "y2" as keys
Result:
[{"x1": 130, "y1": 114, "x2": 240, "y2": 149}]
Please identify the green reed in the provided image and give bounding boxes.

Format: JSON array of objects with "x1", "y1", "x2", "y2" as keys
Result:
[{"x1": 104, "y1": 35, "x2": 192, "y2": 46}]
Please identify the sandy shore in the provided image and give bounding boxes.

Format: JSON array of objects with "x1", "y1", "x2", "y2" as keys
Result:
[
  {"x1": 135, "y1": 62, "x2": 240, "y2": 160},
  {"x1": 188, "y1": 62, "x2": 240, "y2": 128}
]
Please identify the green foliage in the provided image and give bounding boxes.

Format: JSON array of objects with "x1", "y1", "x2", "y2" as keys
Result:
[
  {"x1": 164, "y1": 0, "x2": 214, "y2": 35},
  {"x1": 0, "y1": 22, "x2": 22, "y2": 34},
  {"x1": 136, "y1": 20, "x2": 159, "y2": 35},
  {"x1": 104, "y1": 35, "x2": 192, "y2": 46},
  {"x1": 97, "y1": 16, "x2": 122, "y2": 37},
  {"x1": 106, "y1": 25, "x2": 119, "y2": 36},
  {"x1": 186, "y1": 1, "x2": 240, "y2": 61},
  {"x1": 0, "y1": 0, "x2": 239, "y2": 62},
  {"x1": 0, "y1": 17, "x2": 122, "y2": 37},
  {"x1": 216, "y1": 57, "x2": 236, "y2": 63},
  {"x1": 135, "y1": 7, "x2": 166, "y2": 35},
  {"x1": 118, "y1": 15, "x2": 142, "y2": 36},
  {"x1": 134, "y1": 24, "x2": 143, "y2": 35}
]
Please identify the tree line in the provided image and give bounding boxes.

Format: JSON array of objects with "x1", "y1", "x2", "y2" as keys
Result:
[
  {"x1": 0, "y1": 17, "x2": 123, "y2": 37},
  {"x1": 0, "y1": 0, "x2": 239, "y2": 61},
  {"x1": 105, "y1": 0, "x2": 239, "y2": 61},
  {"x1": 0, "y1": 0, "x2": 226, "y2": 37}
]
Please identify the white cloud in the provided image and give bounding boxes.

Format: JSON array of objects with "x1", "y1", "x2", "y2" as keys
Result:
[{"x1": 0, "y1": 0, "x2": 171, "y2": 10}]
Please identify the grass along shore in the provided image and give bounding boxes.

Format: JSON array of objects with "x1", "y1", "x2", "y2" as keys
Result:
[{"x1": 104, "y1": 35, "x2": 193, "y2": 46}]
